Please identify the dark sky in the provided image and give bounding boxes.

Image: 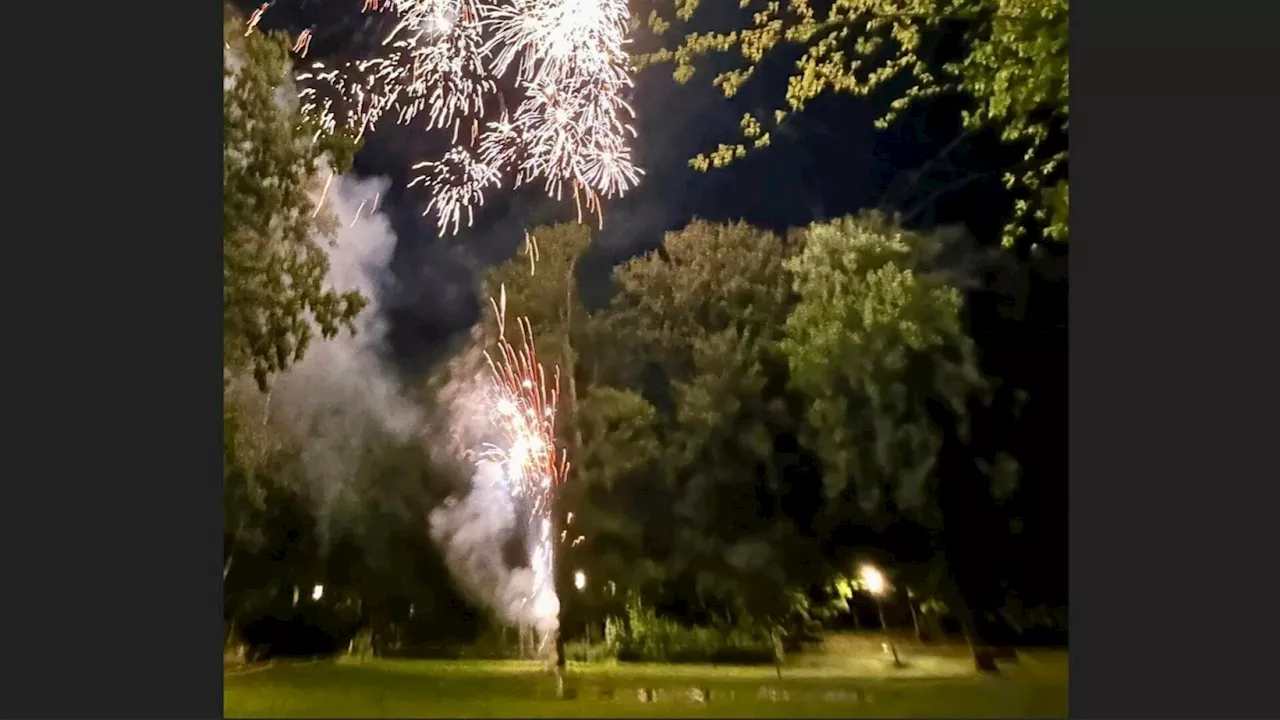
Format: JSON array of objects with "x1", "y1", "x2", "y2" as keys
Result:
[{"x1": 239, "y1": 1, "x2": 1017, "y2": 372}]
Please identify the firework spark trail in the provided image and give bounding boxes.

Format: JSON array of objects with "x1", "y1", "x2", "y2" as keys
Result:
[
  {"x1": 408, "y1": 146, "x2": 501, "y2": 235},
  {"x1": 293, "y1": 28, "x2": 314, "y2": 57},
  {"x1": 246, "y1": 2, "x2": 270, "y2": 35}
]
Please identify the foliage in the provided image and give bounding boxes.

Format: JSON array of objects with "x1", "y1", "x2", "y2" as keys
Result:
[
  {"x1": 781, "y1": 212, "x2": 995, "y2": 525},
  {"x1": 222, "y1": 387, "x2": 482, "y2": 656},
  {"x1": 223, "y1": 381, "x2": 303, "y2": 587},
  {"x1": 223, "y1": 12, "x2": 365, "y2": 390},
  {"x1": 639, "y1": 0, "x2": 1069, "y2": 246},
  {"x1": 577, "y1": 220, "x2": 825, "y2": 625},
  {"x1": 602, "y1": 598, "x2": 776, "y2": 664},
  {"x1": 480, "y1": 224, "x2": 594, "y2": 376},
  {"x1": 576, "y1": 387, "x2": 663, "y2": 492}
]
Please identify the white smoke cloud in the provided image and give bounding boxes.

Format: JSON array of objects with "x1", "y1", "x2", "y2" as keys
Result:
[
  {"x1": 233, "y1": 39, "x2": 560, "y2": 634},
  {"x1": 268, "y1": 172, "x2": 559, "y2": 634},
  {"x1": 267, "y1": 172, "x2": 423, "y2": 536},
  {"x1": 428, "y1": 461, "x2": 560, "y2": 634}
]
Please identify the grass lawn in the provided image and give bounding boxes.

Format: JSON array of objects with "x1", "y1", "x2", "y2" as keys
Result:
[{"x1": 224, "y1": 651, "x2": 1068, "y2": 718}]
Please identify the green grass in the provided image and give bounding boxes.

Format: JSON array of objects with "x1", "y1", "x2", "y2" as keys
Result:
[{"x1": 224, "y1": 652, "x2": 1068, "y2": 718}]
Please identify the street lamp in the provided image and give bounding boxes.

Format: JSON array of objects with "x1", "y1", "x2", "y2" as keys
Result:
[
  {"x1": 574, "y1": 570, "x2": 586, "y2": 591},
  {"x1": 312, "y1": 584, "x2": 324, "y2": 601},
  {"x1": 859, "y1": 564, "x2": 903, "y2": 668}
]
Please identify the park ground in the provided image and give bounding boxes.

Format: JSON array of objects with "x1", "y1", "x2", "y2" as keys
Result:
[{"x1": 224, "y1": 637, "x2": 1068, "y2": 718}]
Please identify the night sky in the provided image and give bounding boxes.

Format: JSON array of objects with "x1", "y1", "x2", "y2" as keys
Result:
[{"x1": 236, "y1": 0, "x2": 1026, "y2": 374}]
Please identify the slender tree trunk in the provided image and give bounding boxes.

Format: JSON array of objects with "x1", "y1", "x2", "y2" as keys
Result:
[
  {"x1": 552, "y1": 487, "x2": 568, "y2": 670},
  {"x1": 908, "y1": 596, "x2": 921, "y2": 642},
  {"x1": 936, "y1": 563, "x2": 998, "y2": 673},
  {"x1": 223, "y1": 550, "x2": 235, "y2": 582},
  {"x1": 552, "y1": 257, "x2": 579, "y2": 674}
]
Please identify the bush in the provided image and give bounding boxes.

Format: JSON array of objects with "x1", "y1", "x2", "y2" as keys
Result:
[{"x1": 600, "y1": 600, "x2": 776, "y2": 665}]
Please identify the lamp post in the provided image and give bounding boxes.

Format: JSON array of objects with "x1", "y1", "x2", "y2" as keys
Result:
[{"x1": 859, "y1": 564, "x2": 903, "y2": 668}]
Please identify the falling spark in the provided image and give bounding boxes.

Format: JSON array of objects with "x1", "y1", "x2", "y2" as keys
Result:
[
  {"x1": 245, "y1": 3, "x2": 270, "y2": 35},
  {"x1": 293, "y1": 28, "x2": 313, "y2": 57},
  {"x1": 350, "y1": 198, "x2": 369, "y2": 226},
  {"x1": 524, "y1": 231, "x2": 539, "y2": 276},
  {"x1": 313, "y1": 171, "x2": 334, "y2": 218}
]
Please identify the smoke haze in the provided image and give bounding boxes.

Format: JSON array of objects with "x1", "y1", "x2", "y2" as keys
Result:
[{"x1": 229, "y1": 41, "x2": 561, "y2": 633}]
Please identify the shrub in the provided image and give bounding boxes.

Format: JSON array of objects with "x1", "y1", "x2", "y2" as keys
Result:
[{"x1": 600, "y1": 599, "x2": 776, "y2": 665}]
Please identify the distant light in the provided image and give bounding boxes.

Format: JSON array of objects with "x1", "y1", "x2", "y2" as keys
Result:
[
  {"x1": 859, "y1": 565, "x2": 886, "y2": 596},
  {"x1": 574, "y1": 570, "x2": 586, "y2": 591},
  {"x1": 312, "y1": 584, "x2": 324, "y2": 601}
]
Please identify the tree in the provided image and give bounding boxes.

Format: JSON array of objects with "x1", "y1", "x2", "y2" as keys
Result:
[
  {"x1": 583, "y1": 220, "x2": 825, "y2": 629},
  {"x1": 781, "y1": 211, "x2": 1018, "y2": 669},
  {"x1": 783, "y1": 212, "x2": 976, "y2": 517},
  {"x1": 639, "y1": 0, "x2": 1069, "y2": 247},
  {"x1": 563, "y1": 386, "x2": 666, "y2": 601},
  {"x1": 223, "y1": 12, "x2": 365, "y2": 390}
]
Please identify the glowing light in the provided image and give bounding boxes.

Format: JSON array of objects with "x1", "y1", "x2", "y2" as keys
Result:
[
  {"x1": 573, "y1": 570, "x2": 586, "y2": 590},
  {"x1": 312, "y1": 584, "x2": 325, "y2": 601},
  {"x1": 859, "y1": 565, "x2": 887, "y2": 596}
]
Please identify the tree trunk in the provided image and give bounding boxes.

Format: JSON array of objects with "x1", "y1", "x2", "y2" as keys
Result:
[
  {"x1": 553, "y1": 257, "x2": 578, "y2": 675},
  {"x1": 931, "y1": 402, "x2": 1016, "y2": 674},
  {"x1": 908, "y1": 597, "x2": 921, "y2": 641},
  {"x1": 771, "y1": 628, "x2": 784, "y2": 678}
]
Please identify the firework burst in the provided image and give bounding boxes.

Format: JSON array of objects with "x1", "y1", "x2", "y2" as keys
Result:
[{"x1": 255, "y1": 0, "x2": 642, "y2": 235}]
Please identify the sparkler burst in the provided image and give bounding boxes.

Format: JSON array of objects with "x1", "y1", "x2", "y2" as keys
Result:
[
  {"x1": 255, "y1": 0, "x2": 642, "y2": 235},
  {"x1": 480, "y1": 286, "x2": 568, "y2": 520},
  {"x1": 480, "y1": 285, "x2": 569, "y2": 644}
]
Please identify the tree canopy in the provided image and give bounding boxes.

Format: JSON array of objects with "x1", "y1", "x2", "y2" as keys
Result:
[
  {"x1": 562, "y1": 221, "x2": 827, "y2": 625},
  {"x1": 782, "y1": 212, "x2": 988, "y2": 523},
  {"x1": 223, "y1": 12, "x2": 365, "y2": 390},
  {"x1": 639, "y1": 0, "x2": 1069, "y2": 247}
]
